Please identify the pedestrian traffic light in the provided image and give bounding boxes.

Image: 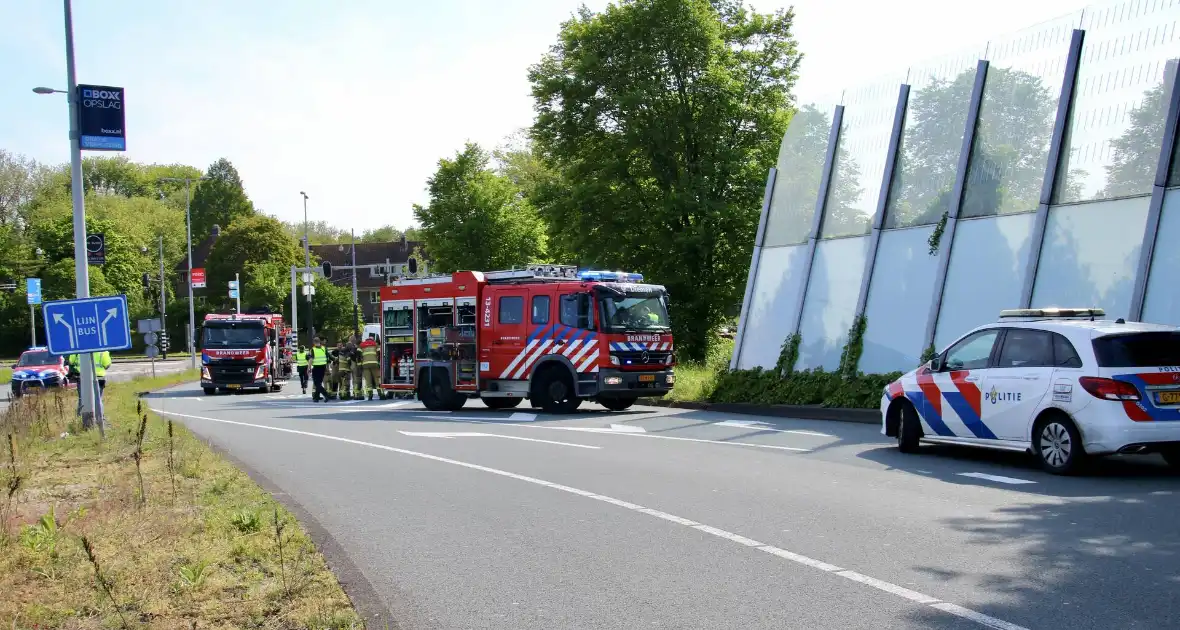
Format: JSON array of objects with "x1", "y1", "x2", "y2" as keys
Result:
[{"x1": 322, "y1": 261, "x2": 332, "y2": 278}]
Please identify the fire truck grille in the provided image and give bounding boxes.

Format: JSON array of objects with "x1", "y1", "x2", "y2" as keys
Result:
[
  {"x1": 208, "y1": 360, "x2": 257, "y2": 383},
  {"x1": 612, "y1": 350, "x2": 671, "y2": 367}
]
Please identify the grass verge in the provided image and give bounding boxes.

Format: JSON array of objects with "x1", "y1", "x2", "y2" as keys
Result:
[{"x1": 0, "y1": 373, "x2": 364, "y2": 629}]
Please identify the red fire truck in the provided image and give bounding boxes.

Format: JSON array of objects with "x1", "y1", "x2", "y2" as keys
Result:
[
  {"x1": 200, "y1": 313, "x2": 290, "y2": 395},
  {"x1": 378, "y1": 265, "x2": 675, "y2": 412}
]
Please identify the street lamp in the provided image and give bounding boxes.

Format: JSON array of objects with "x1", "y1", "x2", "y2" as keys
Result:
[
  {"x1": 300, "y1": 191, "x2": 314, "y2": 342},
  {"x1": 338, "y1": 231, "x2": 360, "y2": 341},
  {"x1": 159, "y1": 175, "x2": 210, "y2": 369},
  {"x1": 31, "y1": 0, "x2": 98, "y2": 428}
]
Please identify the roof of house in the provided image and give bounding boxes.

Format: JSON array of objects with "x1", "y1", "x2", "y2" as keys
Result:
[{"x1": 308, "y1": 240, "x2": 423, "y2": 268}]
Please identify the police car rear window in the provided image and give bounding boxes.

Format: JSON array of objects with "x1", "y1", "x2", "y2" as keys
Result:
[{"x1": 1092, "y1": 332, "x2": 1180, "y2": 367}]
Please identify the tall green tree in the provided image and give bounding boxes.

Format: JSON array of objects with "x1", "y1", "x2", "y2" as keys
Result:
[
  {"x1": 310, "y1": 277, "x2": 363, "y2": 341},
  {"x1": 359, "y1": 224, "x2": 404, "y2": 243},
  {"x1": 205, "y1": 213, "x2": 301, "y2": 312},
  {"x1": 282, "y1": 219, "x2": 347, "y2": 245},
  {"x1": 529, "y1": 0, "x2": 800, "y2": 360},
  {"x1": 413, "y1": 143, "x2": 548, "y2": 272},
  {"x1": 189, "y1": 158, "x2": 255, "y2": 242}
]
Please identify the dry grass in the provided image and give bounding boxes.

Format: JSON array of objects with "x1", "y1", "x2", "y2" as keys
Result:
[{"x1": 0, "y1": 373, "x2": 364, "y2": 629}]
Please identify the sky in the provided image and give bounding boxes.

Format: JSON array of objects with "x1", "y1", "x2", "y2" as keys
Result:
[{"x1": 1, "y1": 0, "x2": 1091, "y2": 235}]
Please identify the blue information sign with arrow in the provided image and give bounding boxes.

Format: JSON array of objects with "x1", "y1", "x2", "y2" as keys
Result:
[{"x1": 42, "y1": 295, "x2": 132, "y2": 356}]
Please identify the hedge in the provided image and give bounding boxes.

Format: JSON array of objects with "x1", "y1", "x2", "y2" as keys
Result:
[{"x1": 706, "y1": 367, "x2": 903, "y2": 410}]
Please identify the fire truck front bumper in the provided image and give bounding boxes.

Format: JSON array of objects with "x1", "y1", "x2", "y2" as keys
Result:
[{"x1": 597, "y1": 368, "x2": 675, "y2": 398}]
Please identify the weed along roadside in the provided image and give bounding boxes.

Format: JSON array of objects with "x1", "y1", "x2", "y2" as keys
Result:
[{"x1": 0, "y1": 372, "x2": 363, "y2": 629}]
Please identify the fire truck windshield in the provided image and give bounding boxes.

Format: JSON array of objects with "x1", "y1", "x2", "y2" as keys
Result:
[
  {"x1": 597, "y1": 294, "x2": 670, "y2": 333},
  {"x1": 203, "y1": 322, "x2": 266, "y2": 349}
]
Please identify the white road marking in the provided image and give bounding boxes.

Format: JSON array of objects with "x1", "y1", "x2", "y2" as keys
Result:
[
  {"x1": 957, "y1": 472, "x2": 1037, "y2": 485},
  {"x1": 507, "y1": 412, "x2": 537, "y2": 422},
  {"x1": 561, "y1": 424, "x2": 648, "y2": 434},
  {"x1": 150, "y1": 409, "x2": 1029, "y2": 630},
  {"x1": 715, "y1": 420, "x2": 833, "y2": 437},
  {"x1": 536, "y1": 424, "x2": 810, "y2": 452},
  {"x1": 396, "y1": 430, "x2": 600, "y2": 450},
  {"x1": 835, "y1": 570, "x2": 941, "y2": 604},
  {"x1": 931, "y1": 603, "x2": 1030, "y2": 630}
]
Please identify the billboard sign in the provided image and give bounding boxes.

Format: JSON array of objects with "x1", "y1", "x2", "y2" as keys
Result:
[{"x1": 77, "y1": 84, "x2": 126, "y2": 151}]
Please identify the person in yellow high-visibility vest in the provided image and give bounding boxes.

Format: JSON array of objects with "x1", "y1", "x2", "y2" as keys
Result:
[
  {"x1": 68, "y1": 351, "x2": 111, "y2": 393},
  {"x1": 295, "y1": 346, "x2": 309, "y2": 394},
  {"x1": 358, "y1": 334, "x2": 382, "y2": 400},
  {"x1": 310, "y1": 338, "x2": 330, "y2": 402}
]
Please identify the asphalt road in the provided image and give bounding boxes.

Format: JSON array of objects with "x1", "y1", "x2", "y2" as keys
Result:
[{"x1": 144, "y1": 383, "x2": 1180, "y2": 630}]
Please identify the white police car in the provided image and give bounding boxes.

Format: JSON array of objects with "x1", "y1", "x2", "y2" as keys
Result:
[{"x1": 881, "y1": 308, "x2": 1180, "y2": 474}]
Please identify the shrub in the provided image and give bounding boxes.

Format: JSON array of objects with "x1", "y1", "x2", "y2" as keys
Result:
[{"x1": 707, "y1": 367, "x2": 902, "y2": 410}]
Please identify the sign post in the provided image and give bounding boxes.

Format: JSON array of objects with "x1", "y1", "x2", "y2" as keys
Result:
[
  {"x1": 77, "y1": 84, "x2": 125, "y2": 151},
  {"x1": 138, "y1": 318, "x2": 161, "y2": 378},
  {"x1": 26, "y1": 278, "x2": 42, "y2": 347}
]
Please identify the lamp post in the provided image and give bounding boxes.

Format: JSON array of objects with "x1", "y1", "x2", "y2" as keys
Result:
[
  {"x1": 159, "y1": 176, "x2": 209, "y2": 369},
  {"x1": 300, "y1": 191, "x2": 314, "y2": 341},
  {"x1": 32, "y1": 0, "x2": 96, "y2": 427},
  {"x1": 338, "y1": 231, "x2": 360, "y2": 342}
]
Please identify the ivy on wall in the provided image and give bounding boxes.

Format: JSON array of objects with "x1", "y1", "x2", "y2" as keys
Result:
[
  {"x1": 836, "y1": 314, "x2": 868, "y2": 379},
  {"x1": 775, "y1": 332, "x2": 801, "y2": 377},
  {"x1": 927, "y1": 211, "x2": 949, "y2": 255}
]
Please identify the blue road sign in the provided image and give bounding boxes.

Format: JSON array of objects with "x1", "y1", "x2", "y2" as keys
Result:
[
  {"x1": 26, "y1": 278, "x2": 42, "y2": 305},
  {"x1": 229, "y1": 289, "x2": 240, "y2": 298},
  {"x1": 42, "y1": 294, "x2": 132, "y2": 355},
  {"x1": 228, "y1": 280, "x2": 239, "y2": 289}
]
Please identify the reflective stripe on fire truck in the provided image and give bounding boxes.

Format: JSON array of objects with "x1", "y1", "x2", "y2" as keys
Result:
[
  {"x1": 609, "y1": 342, "x2": 673, "y2": 351},
  {"x1": 498, "y1": 324, "x2": 601, "y2": 379}
]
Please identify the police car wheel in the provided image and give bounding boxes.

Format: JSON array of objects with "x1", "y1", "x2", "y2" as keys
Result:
[
  {"x1": 1033, "y1": 413, "x2": 1086, "y2": 475},
  {"x1": 896, "y1": 401, "x2": 921, "y2": 453},
  {"x1": 1160, "y1": 447, "x2": 1180, "y2": 469}
]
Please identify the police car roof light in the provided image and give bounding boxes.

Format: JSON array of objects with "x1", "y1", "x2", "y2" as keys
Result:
[
  {"x1": 578, "y1": 270, "x2": 644, "y2": 283},
  {"x1": 998, "y1": 307, "x2": 1106, "y2": 319}
]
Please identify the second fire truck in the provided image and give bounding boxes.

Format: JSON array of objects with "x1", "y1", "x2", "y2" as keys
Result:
[
  {"x1": 378, "y1": 265, "x2": 675, "y2": 412},
  {"x1": 200, "y1": 312, "x2": 291, "y2": 395}
]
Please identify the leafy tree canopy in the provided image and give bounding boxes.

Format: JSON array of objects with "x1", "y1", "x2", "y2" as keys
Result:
[
  {"x1": 528, "y1": 0, "x2": 800, "y2": 360},
  {"x1": 205, "y1": 213, "x2": 302, "y2": 313},
  {"x1": 189, "y1": 158, "x2": 255, "y2": 243},
  {"x1": 413, "y1": 142, "x2": 548, "y2": 272}
]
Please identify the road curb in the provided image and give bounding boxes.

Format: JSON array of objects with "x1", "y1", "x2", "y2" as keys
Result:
[{"x1": 639, "y1": 398, "x2": 879, "y2": 425}]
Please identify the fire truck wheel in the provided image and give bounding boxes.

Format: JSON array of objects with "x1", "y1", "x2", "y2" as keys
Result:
[
  {"x1": 419, "y1": 368, "x2": 466, "y2": 411},
  {"x1": 482, "y1": 397, "x2": 522, "y2": 410},
  {"x1": 202, "y1": 387, "x2": 215, "y2": 396},
  {"x1": 532, "y1": 367, "x2": 582, "y2": 414},
  {"x1": 599, "y1": 397, "x2": 637, "y2": 411}
]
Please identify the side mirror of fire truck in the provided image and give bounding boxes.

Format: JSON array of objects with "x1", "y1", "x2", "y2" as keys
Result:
[{"x1": 321, "y1": 261, "x2": 333, "y2": 278}]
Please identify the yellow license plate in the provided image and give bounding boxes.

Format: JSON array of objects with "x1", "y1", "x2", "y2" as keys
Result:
[
  {"x1": 227, "y1": 384, "x2": 241, "y2": 389},
  {"x1": 639, "y1": 374, "x2": 656, "y2": 383},
  {"x1": 1157, "y1": 391, "x2": 1180, "y2": 404}
]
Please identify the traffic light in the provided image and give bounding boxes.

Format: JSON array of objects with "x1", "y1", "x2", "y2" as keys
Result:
[
  {"x1": 408, "y1": 257, "x2": 418, "y2": 274},
  {"x1": 322, "y1": 261, "x2": 333, "y2": 278},
  {"x1": 142, "y1": 273, "x2": 151, "y2": 291}
]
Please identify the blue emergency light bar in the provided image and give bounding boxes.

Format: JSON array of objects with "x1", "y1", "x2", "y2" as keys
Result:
[{"x1": 578, "y1": 270, "x2": 644, "y2": 283}]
